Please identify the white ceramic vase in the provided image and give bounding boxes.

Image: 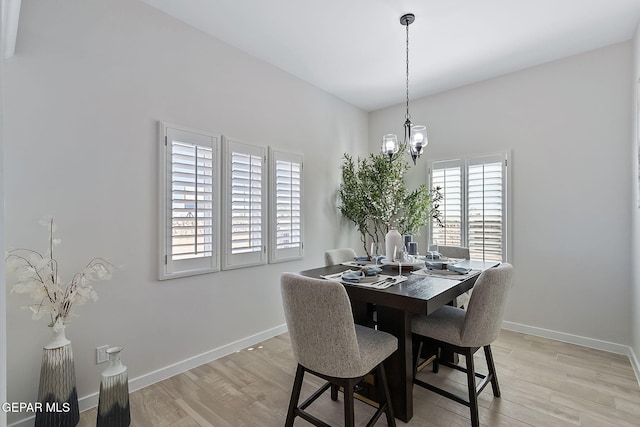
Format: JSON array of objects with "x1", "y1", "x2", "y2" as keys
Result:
[
  {"x1": 35, "y1": 324, "x2": 80, "y2": 427},
  {"x1": 45, "y1": 325, "x2": 71, "y2": 350},
  {"x1": 97, "y1": 346, "x2": 131, "y2": 426},
  {"x1": 385, "y1": 228, "x2": 403, "y2": 262},
  {"x1": 103, "y1": 346, "x2": 127, "y2": 377}
]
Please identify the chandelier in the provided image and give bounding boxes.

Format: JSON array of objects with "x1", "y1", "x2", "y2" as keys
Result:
[{"x1": 382, "y1": 13, "x2": 428, "y2": 165}]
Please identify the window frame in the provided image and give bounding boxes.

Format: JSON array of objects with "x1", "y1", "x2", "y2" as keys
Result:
[
  {"x1": 429, "y1": 153, "x2": 509, "y2": 262},
  {"x1": 159, "y1": 122, "x2": 221, "y2": 280},
  {"x1": 221, "y1": 137, "x2": 267, "y2": 270},
  {"x1": 268, "y1": 148, "x2": 304, "y2": 263}
]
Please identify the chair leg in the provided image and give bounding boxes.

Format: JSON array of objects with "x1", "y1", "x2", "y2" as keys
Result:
[
  {"x1": 377, "y1": 363, "x2": 396, "y2": 427},
  {"x1": 484, "y1": 345, "x2": 501, "y2": 397},
  {"x1": 343, "y1": 379, "x2": 355, "y2": 427},
  {"x1": 330, "y1": 383, "x2": 339, "y2": 401},
  {"x1": 412, "y1": 335, "x2": 422, "y2": 378},
  {"x1": 464, "y1": 349, "x2": 480, "y2": 427},
  {"x1": 367, "y1": 303, "x2": 377, "y2": 328},
  {"x1": 432, "y1": 346, "x2": 440, "y2": 373},
  {"x1": 286, "y1": 365, "x2": 305, "y2": 427}
]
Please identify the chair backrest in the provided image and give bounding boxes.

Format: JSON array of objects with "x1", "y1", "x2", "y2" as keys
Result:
[
  {"x1": 324, "y1": 248, "x2": 357, "y2": 266},
  {"x1": 281, "y1": 273, "x2": 365, "y2": 378},
  {"x1": 461, "y1": 263, "x2": 513, "y2": 347},
  {"x1": 429, "y1": 245, "x2": 470, "y2": 259}
]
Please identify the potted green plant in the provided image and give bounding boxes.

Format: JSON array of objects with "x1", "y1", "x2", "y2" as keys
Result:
[{"x1": 338, "y1": 152, "x2": 441, "y2": 258}]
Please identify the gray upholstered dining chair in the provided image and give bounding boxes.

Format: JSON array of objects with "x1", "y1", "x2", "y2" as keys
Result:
[
  {"x1": 325, "y1": 247, "x2": 377, "y2": 326},
  {"x1": 429, "y1": 244, "x2": 471, "y2": 308},
  {"x1": 412, "y1": 263, "x2": 513, "y2": 427},
  {"x1": 281, "y1": 273, "x2": 397, "y2": 427},
  {"x1": 429, "y1": 244, "x2": 470, "y2": 260},
  {"x1": 324, "y1": 247, "x2": 357, "y2": 266}
]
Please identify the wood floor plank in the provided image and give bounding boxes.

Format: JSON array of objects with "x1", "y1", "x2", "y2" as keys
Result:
[
  {"x1": 550, "y1": 391, "x2": 640, "y2": 427},
  {"x1": 487, "y1": 397, "x2": 579, "y2": 427},
  {"x1": 77, "y1": 330, "x2": 640, "y2": 426}
]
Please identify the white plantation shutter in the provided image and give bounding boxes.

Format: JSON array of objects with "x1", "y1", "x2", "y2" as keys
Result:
[
  {"x1": 230, "y1": 151, "x2": 263, "y2": 253},
  {"x1": 468, "y1": 155, "x2": 505, "y2": 262},
  {"x1": 159, "y1": 123, "x2": 220, "y2": 280},
  {"x1": 429, "y1": 154, "x2": 507, "y2": 262},
  {"x1": 171, "y1": 142, "x2": 214, "y2": 259},
  {"x1": 269, "y1": 149, "x2": 303, "y2": 262},
  {"x1": 431, "y1": 160, "x2": 463, "y2": 246},
  {"x1": 222, "y1": 138, "x2": 267, "y2": 269}
]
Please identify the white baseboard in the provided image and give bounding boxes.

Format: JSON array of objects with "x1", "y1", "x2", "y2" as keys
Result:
[
  {"x1": 629, "y1": 346, "x2": 640, "y2": 389},
  {"x1": 502, "y1": 320, "x2": 640, "y2": 387},
  {"x1": 502, "y1": 321, "x2": 632, "y2": 354},
  {"x1": 8, "y1": 323, "x2": 288, "y2": 427}
]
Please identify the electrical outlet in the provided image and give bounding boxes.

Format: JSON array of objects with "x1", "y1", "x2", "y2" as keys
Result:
[{"x1": 96, "y1": 345, "x2": 109, "y2": 364}]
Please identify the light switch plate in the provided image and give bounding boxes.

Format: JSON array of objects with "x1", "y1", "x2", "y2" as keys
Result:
[{"x1": 96, "y1": 345, "x2": 109, "y2": 364}]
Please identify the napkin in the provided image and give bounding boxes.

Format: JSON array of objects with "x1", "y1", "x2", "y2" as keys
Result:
[
  {"x1": 424, "y1": 251, "x2": 442, "y2": 260},
  {"x1": 425, "y1": 261, "x2": 445, "y2": 269},
  {"x1": 362, "y1": 266, "x2": 382, "y2": 276},
  {"x1": 447, "y1": 264, "x2": 471, "y2": 275},
  {"x1": 341, "y1": 270, "x2": 365, "y2": 282},
  {"x1": 354, "y1": 255, "x2": 384, "y2": 262},
  {"x1": 341, "y1": 266, "x2": 382, "y2": 282}
]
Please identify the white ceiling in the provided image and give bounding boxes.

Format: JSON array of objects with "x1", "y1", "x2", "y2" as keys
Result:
[{"x1": 140, "y1": 0, "x2": 640, "y2": 111}]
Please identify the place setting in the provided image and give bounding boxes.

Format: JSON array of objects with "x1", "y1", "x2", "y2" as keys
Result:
[
  {"x1": 412, "y1": 250, "x2": 478, "y2": 280},
  {"x1": 340, "y1": 243, "x2": 386, "y2": 268},
  {"x1": 321, "y1": 264, "x2": 407, "y2": 289}
]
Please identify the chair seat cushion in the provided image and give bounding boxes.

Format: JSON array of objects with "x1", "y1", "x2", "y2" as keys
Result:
[
  {"x1": 412, "y1": 305, "x2": 466, "y2": 346},
  {"x1": 354, "y1": 325, "x2": 398, "y2": 376}
]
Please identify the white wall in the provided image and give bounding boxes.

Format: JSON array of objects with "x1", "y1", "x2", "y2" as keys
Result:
[
  {"x1": 371, "y1": 42, "x2": 633, "y2": 346},
  {"x1": 632, "y1": 24, "x2": 640, "y2": 370},
  {"x1": 4, "y1": 0, "x2": 365, "y2": 423}
]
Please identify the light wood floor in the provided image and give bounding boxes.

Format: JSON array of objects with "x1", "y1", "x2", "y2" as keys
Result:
[{"x1": 78, "y1": 330, "x2": 640, "y2": 426}]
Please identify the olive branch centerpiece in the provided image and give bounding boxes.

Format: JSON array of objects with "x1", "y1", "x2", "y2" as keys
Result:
[
  {"x1": 338, "y1": 152, "x2": 442, "y2": 257},
  {"x1": 6, "y1": 218, "x2": 114, "y2": 331}
]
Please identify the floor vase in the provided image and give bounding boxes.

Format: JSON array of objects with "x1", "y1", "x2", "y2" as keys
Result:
[
  {"x1": 97, "y1": 346, "x2": 131, "y2": 427},
  {"x1": 35, "y1": 325, "x2": 80, "y2": 427}
]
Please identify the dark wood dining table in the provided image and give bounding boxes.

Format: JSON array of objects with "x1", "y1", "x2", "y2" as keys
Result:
[{"x1": 298, "y1": 259, "x2": 500, "y2": 422}]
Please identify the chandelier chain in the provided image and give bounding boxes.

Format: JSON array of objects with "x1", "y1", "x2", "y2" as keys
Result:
[{"x1": 405, "y1": 21, "x2": 410, "y2": 120}]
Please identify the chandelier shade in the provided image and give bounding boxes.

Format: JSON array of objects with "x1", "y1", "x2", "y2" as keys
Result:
[
  {"x1": 382, "y1": 134, "x2": 399, "y2": 160},
  {"x1": 409, "y1": 124, "x2": 427, "y2": 160}
]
